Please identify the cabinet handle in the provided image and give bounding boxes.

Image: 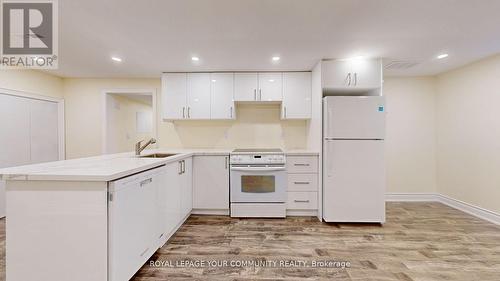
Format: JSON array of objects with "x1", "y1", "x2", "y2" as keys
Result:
[
  {"x1": 182, "y1": 107, "x2": 185, "y2": 118},
  {"x1": 140, "y1": 178, "x2": 152, "y2": 186},
  {"x1": 187, "y1": 107, "x2": 191, "y2": 118},
  {"x1": 294, "y1": 163, "x2": 310, "y2": 166},
  {"x1": 181, "y1": 160, "x2": 185, "y2": 174},
  {"x1": 259, "y1": 89, "x2": 262, "y2": 100},
  {"x1": 225, "y1": 156, "x2": 228, "y2": 169},
  {"x1": 230, "y1": 106, "x2": 233, "y2": 118},
  {"x1": 284, "y1": 106, "x2": 287, "y2": 118},
  {"x1": 254, "y1": 89, "x2": 257, "y2": 100},
  {"x1": 293, "y1": 181, "x2": 310, "y2": 185},
  {"x1": 347, "y1": 73, "x2": 352, "y2": 86},
  {"x1": 354, "y1": 73, "x2": 357, "y2": 86},
  {"x1": 178, "y1": 161, "x2": 183, "y2": 174},
  {"x1": 294, "y1": 200, "x2": 310, "y2": 203}
]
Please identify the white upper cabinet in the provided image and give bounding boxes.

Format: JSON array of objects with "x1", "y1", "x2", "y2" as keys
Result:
[
  {"x1": 187, "y1": 73, "x2": 211, "y2": 119},
  {"x1": 258, "y1": 73, "x2": 283, "y2": 101},
  {"x1": 350, "y1": 59, "x2": 382, "y2": 88},
  {"x1": 234, "y1": 73, "x2": 258, "y2": 101},
  {"x1": 282, "y1": 72, "x2": 311, "y2": 119},
  {"x1": 322, "y1": 58, "x2": 382, "y2": 91},
  {"x1": 210, "y1": 73, "x2": 235, "y2": 119},
  {"x1": 162, "y1": 73, "x2": 187, "y2": 119}
]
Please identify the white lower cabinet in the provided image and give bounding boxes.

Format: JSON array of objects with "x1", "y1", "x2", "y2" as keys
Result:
[
  {"x1": 109, "y1": 157, "x2": 193, "y2": 281},
  {"x1": 286, "y1": 155, "x2": 319, "y2": 216},
  {"x1": 192, "y1": 155, "x2": 230, "y2": 214},
  {"x1": 108, "y1": 167, "x2": 163, "y2": 281}
]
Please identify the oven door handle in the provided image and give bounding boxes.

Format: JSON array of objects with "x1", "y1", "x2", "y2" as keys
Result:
[{"x1": 230, "y1": 167, "x2": 286, "y2": 172}]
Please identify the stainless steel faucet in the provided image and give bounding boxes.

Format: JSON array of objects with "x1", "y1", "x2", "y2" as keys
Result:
[{"x1": 135, "y1": 138, "x2": 157, "y2": 156}]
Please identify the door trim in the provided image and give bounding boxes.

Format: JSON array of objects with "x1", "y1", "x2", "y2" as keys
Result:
[{"x1": 101, "y1": 89, "x2": 157, "y2": 155}]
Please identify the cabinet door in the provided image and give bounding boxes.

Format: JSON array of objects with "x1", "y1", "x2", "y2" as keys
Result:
[
  {"x1": 258, "y1": 72, "x2": 282, "y2": 101},
  {"x1": 193, "y1": 156, "x2": 229, "y2": 210},
  {"x1": 210, "y1": 73, "x2": 235, "y2": 119},
  {"x1": 321, "y1": 60, "x2": 352, "y2": 88},
  {"x1": 162, "y1": 73, "x2": 187, "y2": 119},
  {"x1": 351, "y1": 58, "x2": 382, "y2": 88},
  {"x1": 181, "y1": 157, "x2": 193, "y2": 218},
  {"x1": 234, "y1": 73, "x2": 258, "y2": 101},
  {"x1": 157, "y1": 163, "x2": 182, "y2": 245},
  {"x1": 282, "y1": 72, "x2": 311, "y2": 119},
  {"x1": 187, "y1": 73, "x2": 211, "y2": 119}
]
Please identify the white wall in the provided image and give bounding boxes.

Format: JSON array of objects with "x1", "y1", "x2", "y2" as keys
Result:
[
  {"x1": 383, "y1": 77, "x2": 437, "y2": 193},
  {"x1": 436, "y1": 54, "x2": 500, "y2": 213}
]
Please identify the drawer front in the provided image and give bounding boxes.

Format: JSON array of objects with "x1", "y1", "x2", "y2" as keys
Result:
[
  {"x1": 287, "y1": 192, "x2": 318, "y2": 210},
  {"x1": 287, "y1": 174, "x2": 318, "y2": 192},
  {"x1": 286, "y1": 156, "x2": 318, "y2": 173}
]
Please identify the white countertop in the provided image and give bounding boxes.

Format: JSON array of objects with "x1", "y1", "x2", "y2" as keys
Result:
[{"x1": 0, "y1": 148, "x2": 318, "y2": 182}]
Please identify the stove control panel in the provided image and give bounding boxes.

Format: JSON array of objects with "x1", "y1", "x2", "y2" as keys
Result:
[{"x1": 230, "y1": 154, "x2": 285, "y2": 165}]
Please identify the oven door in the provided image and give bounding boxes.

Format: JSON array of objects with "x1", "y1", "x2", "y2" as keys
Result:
[{"x1": 230, "y1": 165, "x2": 287, "y2": 203}]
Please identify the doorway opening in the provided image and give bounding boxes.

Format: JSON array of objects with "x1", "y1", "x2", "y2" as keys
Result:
[{"x1": 102, "y1": 89, "x2": 157, "y2": 154}]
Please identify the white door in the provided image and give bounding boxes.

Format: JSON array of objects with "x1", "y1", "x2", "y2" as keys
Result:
[
  {"x1": 187, "y1": 73, "x2": 211, "y2": 119},
  {"x1": 258, "y1": 72, "x2": 282, "y2": 101},
  {"x1": 321, "y1": 60, "x2": 352, "y2": 88},
  {"x1": 210, "y1": 73, "x2": 235, "y2": 119},
  {"x1": 351, "y1": 58, "x2": 382, "y2": 88},
  {"x1": 30, "y1": 99, "x2": 59, "y2": 163},
  {"x1": 162, "y1": 73, "x2": 187, "y2": 119},
  {"x1": 282, "y1": 72, "x2": 311, "y2": 119},
  {"x1": 193, "y1": 156, "x2": 229, "y2": 210},
  {"x1": 0, "y1": 94, "x2": 31, "y2": 168},
  {"x1": 180, "y1": 158, "x2": 193, "y2": 217},
  {"x1": 323, "y1": 140, "x2": 385, "y2": 222},
  {"x1": 323, "y1": 96, "x2": 385, "y2": 139},
  {"x1": 234, "y1": 73, "x2": 258, "y2": 101}
]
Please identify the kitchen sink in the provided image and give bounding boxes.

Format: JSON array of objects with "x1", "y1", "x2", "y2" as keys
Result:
[{"x1": 139, "y1": 153, "x2": 177, "y2": 158}]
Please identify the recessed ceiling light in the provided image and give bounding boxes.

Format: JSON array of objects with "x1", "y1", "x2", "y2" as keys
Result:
[
  {"x1": 437, "y1": 53, "x2": 449, "y2": 59},
  {"x1": 211, "y1": 79, "x2": 216, "y2": 82},
  {"x1": 111, "y1": 56, "x2": 122, "y2": 62},
  {"x1": 272, "y1": 56, "x2": 280, "y2": 62},
  {"x1": 191, "y1": 56, "x2": 200, "y2": 61}
]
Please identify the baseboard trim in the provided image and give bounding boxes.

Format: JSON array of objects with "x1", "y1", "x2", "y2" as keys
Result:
[
  {"x1": 385, "y1": 193, "x2": 438, "y2": 202},
  {"x1": 436, "y1": 194, "x2": 500, "y2": 226},
  {"x1": 191, "y1": 209, "x2": 229, "y2": 216},
  {"x1": 385, "y1": 192, "x2": 500, "y2": 225}
]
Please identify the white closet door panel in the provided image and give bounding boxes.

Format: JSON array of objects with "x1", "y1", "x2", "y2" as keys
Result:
[
  {"x1": 0, "y1": 94, "x2": 31, "y2": 168},
  {"x1": 30, "y1": 99, "x2": 59, "y2": 164}
]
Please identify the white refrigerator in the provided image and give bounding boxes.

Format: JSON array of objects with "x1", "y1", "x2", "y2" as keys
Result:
[{"x1": 323, "y1": 96, "x2": 386, "y2": 223}]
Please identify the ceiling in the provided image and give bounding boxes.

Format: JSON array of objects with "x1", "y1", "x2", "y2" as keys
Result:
[{"x1": 51, "y1": 0, "x2": 500, "y2": 78}]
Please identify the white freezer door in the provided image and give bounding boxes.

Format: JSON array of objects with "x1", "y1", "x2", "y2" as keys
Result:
[
  {"x1": 323, "y1": 140, "x2": 385, "y2": 222},
  {"x1": 323, "y1": 96, "x2": 385, "y2": 139}
]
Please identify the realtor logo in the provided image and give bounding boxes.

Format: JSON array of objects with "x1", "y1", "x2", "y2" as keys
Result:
[{"x1": 1, "y1": 0, "x2": 58, "y2": 69}]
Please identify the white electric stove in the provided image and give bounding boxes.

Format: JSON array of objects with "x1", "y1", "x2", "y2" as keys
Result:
[{"x1": 230, "y1": 148, "x2": 286, "y2": 218}]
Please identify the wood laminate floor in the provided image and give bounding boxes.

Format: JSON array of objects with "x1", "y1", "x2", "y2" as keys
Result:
[{"x1": 1, "y1": 202, "x2": 499, "y2": 280}]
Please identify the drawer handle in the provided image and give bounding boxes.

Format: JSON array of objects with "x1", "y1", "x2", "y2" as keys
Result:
[
  {"x1": 294, "y1": 181, "x2": 310, "y2": 185},
  {"x1": 140, "y1": 178, "x2": 152, "y2": 186},
  {"x1": 294, "y1": 200, "x2": 310, "y2": 203},
  {"x1": 140, "y1": 247, "x2": 150, "y2": 257},
  {"x1": 294, "y1": 163, "x2": 310, "y2": 166}
]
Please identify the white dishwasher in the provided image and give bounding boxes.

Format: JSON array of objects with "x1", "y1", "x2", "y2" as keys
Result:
[{"x1": 108, "y1": 166, "x2": 164, "y2": 281}]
